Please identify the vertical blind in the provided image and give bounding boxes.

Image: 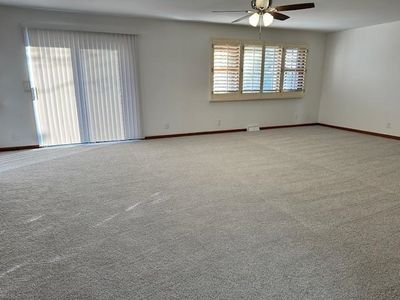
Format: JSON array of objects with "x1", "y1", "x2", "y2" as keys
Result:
[
  {"x1": 283, "y1": 48, "x2": 308, "y2": 92},
  {"x1": 26, "y1": 32, "x2": 82, "y2": 146},
  {"x1": 25, "y1": 28, "x2": 142, "y2": 146},
  {"x1": 212, "y1": 44, "x2": 241, "y2": 94},
  {"x1": 242, "y1": 45, "x2": 263, "y2": 93}
]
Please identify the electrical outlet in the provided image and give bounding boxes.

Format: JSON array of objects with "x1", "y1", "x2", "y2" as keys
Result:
[
  {"x1": 217, "y1": 120, "x2": 221, "y2": 127},
  {"x1": 386, "y1": 122, "x2": 392, "y2": 129},
  {"x1": 164, "y1": 123, "x2": 170, "y2": 130}
]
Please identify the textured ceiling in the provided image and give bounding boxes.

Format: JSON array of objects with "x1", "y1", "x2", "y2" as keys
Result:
[{"x1": 1, "y1": 0, "x2": 400, "y2": 32}]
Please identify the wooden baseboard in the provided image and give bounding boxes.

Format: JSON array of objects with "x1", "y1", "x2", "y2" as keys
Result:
[
  {"x1": 145, "y1": 123, "x2": 318, "y2": 140},
  {"x1": 0, "y1": 145, "x2": 40, "y2": 152},
  {"x1": 145, "y1": 128, "x2": 246, "y2": 139},
  {"x1": 2, "y1": 124, "x2": 397, "y2": 148},
  {"x1": 319, "y1": 123, "x2": 400, "y2": 141},
  {"x1": 260, "y1": 123, "x2": 318, "y2": 130}
]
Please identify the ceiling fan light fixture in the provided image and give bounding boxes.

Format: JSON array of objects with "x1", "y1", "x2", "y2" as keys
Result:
[
  {"x1": 263, "y1": 13, "x2": 274, "y2": 27},
  {"x1": 249, "y1": 13, "x2": 260, "y2": 27}
]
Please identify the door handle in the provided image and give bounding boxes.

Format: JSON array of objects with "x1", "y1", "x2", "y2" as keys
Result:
[{"x1": 31, "y1": 87, "x2": 39, "y2": 101}]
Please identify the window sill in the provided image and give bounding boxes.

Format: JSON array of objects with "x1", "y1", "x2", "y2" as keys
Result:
[{"x1": 210, "y1": 91, "x2": 305, "y2": 102}]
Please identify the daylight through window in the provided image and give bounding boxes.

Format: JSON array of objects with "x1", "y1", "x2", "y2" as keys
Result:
[{"x1": 211, "y1": 40, "x2": 308, "y2": 101}]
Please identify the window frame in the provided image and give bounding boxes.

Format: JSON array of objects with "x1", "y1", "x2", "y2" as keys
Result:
[{"x1": 210, "y1": 39, "x2": 308, "y2": 102}]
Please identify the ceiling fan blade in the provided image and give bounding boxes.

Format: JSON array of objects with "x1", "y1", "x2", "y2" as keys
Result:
[
  {"x1": 212, "y1": 10, "x2": 251, "y2": 13},
  {"x1": 232, "y1": 14, "x2": 251, "y2": 23},
  {"x1": 270, "y1": 12, "x2": 290, "y2": 21},
  {"x1": 275, "y1": 3, "x2": 315, "y2": 12}
]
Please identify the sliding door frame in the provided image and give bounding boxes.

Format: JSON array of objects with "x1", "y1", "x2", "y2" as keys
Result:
[{"x1": 23, "y1": 26, "x2": 143, "y2": 146}]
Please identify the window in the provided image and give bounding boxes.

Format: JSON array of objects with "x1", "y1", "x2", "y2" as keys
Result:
[
  {"x1": 263, "y1": 46, "x2": 283, "y2": 93},
  {"x1": 283, "y1": 48, "x2": 308, "y2": 92},
  {"x1": 212, "y1": 44, "x2": 241, "y2": 94},
  {"x1": 242, "y1": 45, "x2": 263, "y2": 93},
  {"x1": 211, "y1": 39, "x2": 308, "y2": 101}
]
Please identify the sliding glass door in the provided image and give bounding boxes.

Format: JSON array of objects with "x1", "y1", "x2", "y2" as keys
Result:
[{"x1": 24, "y1": 29, "x2": 141, "y2": 146}]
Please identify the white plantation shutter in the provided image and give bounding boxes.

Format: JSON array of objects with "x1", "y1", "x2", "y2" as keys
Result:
[
  {"x1": 242, "y1": 45, "x2": 263, "y2": 93},
  {"x1": 212, "y1": 44, "x2": 241, "y2": 94},
  {"x1": 263, "y1": 46, "x2": 283, "y2": 93},
  {"x1": 211, "y1": 41, "x2": 309, "y2": 100},
  {"x1": 283, "y1": 48, "x2": 308, "y2": 92}
]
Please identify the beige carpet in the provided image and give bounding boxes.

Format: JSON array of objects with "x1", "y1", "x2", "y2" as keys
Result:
[{"x1": 1, "y1": 126, "x2": 400, "y2": 299}]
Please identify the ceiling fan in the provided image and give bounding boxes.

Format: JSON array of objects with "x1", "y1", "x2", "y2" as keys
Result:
[{"x1": 213, "y1": 0, "x2": 315, "y2": 28}]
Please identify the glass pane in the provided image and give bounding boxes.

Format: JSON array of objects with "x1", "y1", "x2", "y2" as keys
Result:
[
  {"x1": 263, "y1": 46, "x2": 282, "y2": 93},
  {"x1": 213, "y1": 45, "x2": 240, "y2": 94},
  {"x1": 242, "y1": 45, "x2": 263, "y2": 93}
]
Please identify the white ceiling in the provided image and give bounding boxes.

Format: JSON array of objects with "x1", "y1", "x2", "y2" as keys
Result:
[{"x1": 1, "y1": 0, "x2": 400, "y2": 32}]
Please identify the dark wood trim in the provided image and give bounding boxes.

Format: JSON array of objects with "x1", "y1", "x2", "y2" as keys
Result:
[
  {"x1": 3, "y1": 124, "x2": 396, "y2": 148},
  {"x1": 319, "y1": 123, "x2": 400, "y2": 141},
  {"x1": 0, "y1": 145, "x2": 40, "y2": 152},
  {"x1": 145, "y1": 128, "x2": 246, "y2": 139},
  {"x1": 260, "y1": 123, "x2": 318, "y2": 130},
  {"x1": 145, "y1": 123, "x2": 318, "y2": 140}
]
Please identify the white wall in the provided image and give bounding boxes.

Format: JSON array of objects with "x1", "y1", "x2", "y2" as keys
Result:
[
  {"x1": 319, "y1": 21, "x2": 400, "y2": 136},
  {"x1": 0, "y1": 6, "x2": 326, "y2": 147}
]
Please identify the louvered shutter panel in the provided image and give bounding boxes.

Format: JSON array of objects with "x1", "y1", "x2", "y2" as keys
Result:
[
  {"x1": 263, "y1": 46, "x2": 283, "y2": 93},
  {"x1": 212, "y1": 44, "x2": 241, "y2": 94},
  {"x1": 283, "y1": 48, "x2": 308, "y2": 92},
  {"x1": 242, "y1": 45, "x2": 263, "y2": 93}
]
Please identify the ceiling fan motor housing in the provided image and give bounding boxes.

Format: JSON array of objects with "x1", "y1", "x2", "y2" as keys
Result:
[{"x1": 252, "y1": 0, "x2": 270, "y2": 10}]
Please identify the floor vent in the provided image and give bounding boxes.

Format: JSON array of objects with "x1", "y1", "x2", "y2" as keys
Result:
[{"x1": 247, "y1": 125, "x2": 260, "y2": 132}]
